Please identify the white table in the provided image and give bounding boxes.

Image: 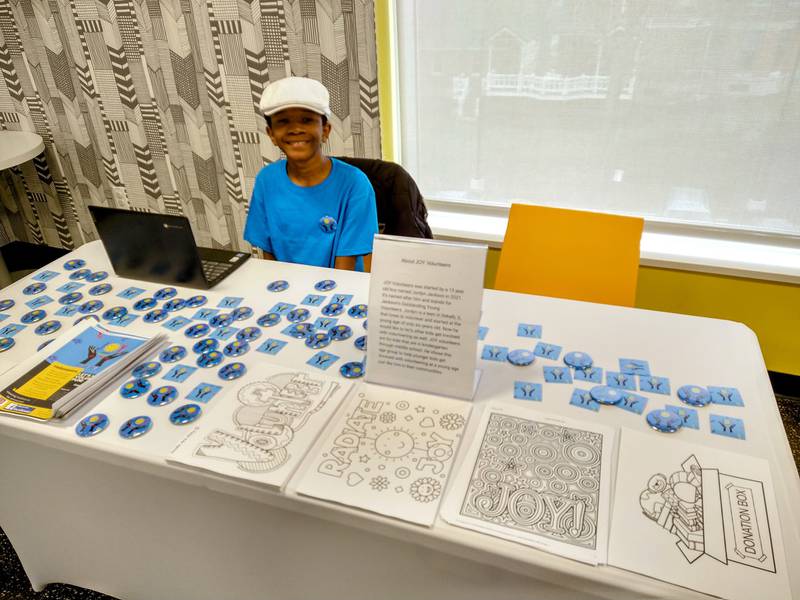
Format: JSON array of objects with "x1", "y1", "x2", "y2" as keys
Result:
[{"x1": 0, "y1": 241, "x2": 798, "y2": 600}]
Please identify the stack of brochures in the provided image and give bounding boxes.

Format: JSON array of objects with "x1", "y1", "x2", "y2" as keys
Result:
[{"x1": 0, "y1": 320, "x2": 166, "y2": 421}]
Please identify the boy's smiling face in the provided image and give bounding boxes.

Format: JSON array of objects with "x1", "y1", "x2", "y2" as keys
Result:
[{"x1": 267, "y1": 107, "x2": 331, "y2": 163}]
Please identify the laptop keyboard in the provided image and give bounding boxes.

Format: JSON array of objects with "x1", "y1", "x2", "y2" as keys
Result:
[{"x1": 201, "y1": 259, "x2": 232, "y2": 282}]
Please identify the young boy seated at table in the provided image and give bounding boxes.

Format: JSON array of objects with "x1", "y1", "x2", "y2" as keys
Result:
[{"x1": 244, "y1": 76, "x2": 378, "y2": 271}]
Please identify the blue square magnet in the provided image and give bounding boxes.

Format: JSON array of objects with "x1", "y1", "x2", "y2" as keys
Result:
[
  {"x1": 163, "y1": 316, "x2": 191, "y2": 331},
  {"x1": 533, "y1": 342, "x2": 561, "y2": 360},
  {"x1": 616, "y1": 392, "x2": 648, "y2": 415},
  {"x1": 301, "y1": 294, "x2": 326, "y2": 306},
  {"x1": 708, "y1": 386, "x2": 744, "y2": 407},
  {"x1": 513, "y1": 381, "x2": 542, "y2": 401},
  {"x1": 257, "y1": 338, "x2": 287, "y2": 355},
  {"x1": 218, "y1": 296, "x2": 243, "y2": 309},
  {"x1": 639, "y1": 375, "x2": 671, "y2": 395},
  {"x1": 517, "y1": 323, "x2": 542, "y2": 338},
  {"x1": 57, "y1": 282, "x2": 84, "y2": 293},
  {"x1": 307, "y1": 351, "x2": 339, "y2": 370},
  {"x1": 543, "y1": 366, "x2": 572, "y2": 384},
  {"x1": 186, "y1": 383, "x2": 223, "y2": 403},
  {"x1": 710, "y1": 414, "x2": 745, "y2": 440},
  {"x1": 118, "y1": 286, "x2": 146, "y2": 299},
  {"x1": 33, "y1": 270, "x2": 59, "y2": 281},
  {"x1": 477, "y1": 326, "x2": 488, "y2": 340},
  {"x1": 574, "y1": 366, "x2": 603, "y2": 383},
  {"x1": 163, "y1": 364, "x2": 197, "y2": 383},
  {"x1": 26, "y1": 295, "x2": 54, "y2": 309},
  {"x1": 481, "y1": 345, "x2": 508, "y2": 362},
  {"x1": 619, "y1": 358, "x2": 651, "y2": 376},
  {"x1": 570, "y1": 388, "x2": 600, "y2": 412},
  {"x1": 606, "y1": 371, "x2": 636, "y2": 390},
  {"x1": 665, "y1": 404, "x2": 699, "y2": 429}
]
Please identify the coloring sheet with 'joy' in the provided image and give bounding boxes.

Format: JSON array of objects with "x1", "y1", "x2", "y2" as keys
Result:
[
  {"x1": 608, "y1": 430, "x2": 791, "y2": 600},
  {"x1": 295, "y1": 383, "x2": 472, "y2": 526},
  {"x1": 169, "y1": 365, "x2": 352, "y2": 491},
  {"x1": 441, "y1": 402, "x2": 617, "y2": 565}
]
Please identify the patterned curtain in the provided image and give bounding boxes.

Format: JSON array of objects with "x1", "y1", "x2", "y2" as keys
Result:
[{"x1": 0, "y1": 0, "x2": 381, "y2": 251}]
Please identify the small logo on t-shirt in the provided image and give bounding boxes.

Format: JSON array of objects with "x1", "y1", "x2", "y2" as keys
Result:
[{"x1": 319, "y1": 215, "x2": 337, "y2": 233}]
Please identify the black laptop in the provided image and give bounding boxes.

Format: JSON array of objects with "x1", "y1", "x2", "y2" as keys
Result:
[{"x1": 88, "y1": 206, "x2": 249, "y2": 289}]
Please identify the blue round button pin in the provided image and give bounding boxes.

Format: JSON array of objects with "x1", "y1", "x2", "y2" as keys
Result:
[
  {"x1": 103, "y1": 306, "x2": 128, "y2": 321},
  {"x1": 147, "y1": 385, "x2": 178, "y2": 407},
  {"x1": 154, "y1": 287, "x2": 177, "y2": 301},
  {"x1": 23, "y1": 282, "x2": 46, "y2": 295},
  {"x1": 197, "y1": 350, "x2": 223, "y2": 368},
  {"x1": 120, "y1": 378, "x2": 151, "y2": 399},
  {"x1": 564, "y1": 351, "x2": 593, "y2": 370},
  {"x1": 314, "y1": 279, "x2": 337, "y2": 292},
  {"x1": 164, "y1": 298, "x2": 186, "y2": 312},
  {"x1": 89, "y1": 283, "x2": 113, "y2": 296},
  {"x1": 223, "y1": 340, "x2": 249, "y2": 357},
  {"x1": 305, "y1": 331, "x2": 332, "y2": 349},
  {"x1": 646, "y1": 409, "x2": 684, "y2": 433},
  {"x1": 0, "y1": 299, "x2": 15, "y2": 312},
  {"x1": 21, "y1": 309, "x2": 47, "y2": 324},
  {"x1": 347, "y1": 304, "x2": 368, "y2": 318},
  {"x1": 160, "y1": 345, "x2": 187, "y2": 363},
  {"x1": 35, "y1": 320, "x2": 61, "y2": 335},
  {"x1": 63, "y1": 259, "x2": 86, "y2": 270},
  {"x1": 79, "y1": 300, "x2": 104, "y2": 314},
  {"x1": 169, "y1": 403, "x2": 202, "y2": 425},
  {"x1": 76, "y1": 413, "x2": 110, "y2": 437},
  {"x1": 59, "y1": 292, "x2": 83, "y2": 305},
  {"x1": 69, "y1": 268, "x2": 91, "y2": 280},
  {"x1": 363, "y1": 319, "x2": 368, "y2": 330},
  {"x1": 231, "y1": 306, "x2": 253, "y2": 321},
  {"x1": 319, "y1": 215, "x2": 337, "y2": 233},
  {"x1": 340, "y1": 361, "x2": 365, "y2": 379},
  {"x1": 354, "y1": 335, "x2": 367, "y2": 351},
  {"x1": 119, "y1": 415, "x2": 153, "y2": 439},
  {"x1": 267, "y1": 280, "x2": 289, "y2": 292},
  {"x1": 133, "y1": 297, "x2": 157, "y2": 311},
  {"x1": 257, "y1": 312, "x2": 281, "y2": 327},
  {"x1": 143, "y1": 308, "x2": 168, "y2": 323},
  {"x1": 0, "y1": 337, "x2": 15, "y2": 352},
  {"x1": 507, "y1": 349, "x2": 535, "y2": 366},
  {"x1": 286, "y1": 308, "x2": 310, "y2": 323},
  {"x1": 321, "y1": 303, "x2": 344, "y2": 317},
  {"x1": 236, "y1": 326, "x2": 262, "y2": 342},
  {"x1": 185, "y1": 323, "x2": 210, "y2": 338},
  {"x1": 677, "y1": 385, "x2": 711, "y2": 407},
  {"x1": 193, "y1": 338, "x2": 218, "y2": 353},
  {"x1": 132, "y1": 361, "x2": 162, "y2": 379},
  {"x1": 218, "y1": 362, "x2": 246, "y2": 380},
  {"x1": 330, "y1": 324, "x2": 352, "y2": 341},
  {"x1": 590, "y1": 385, "x2": 624, "y2": 406},
  {"x1": 210, "y1": 313, "x2": 233, "y2": 328},
  {"x1": 185, "y1": 295, "x2": 208, "y2": 308},
  {"x1": 287, "y1": 323, "x2": 315, "y2": 338},
  {"x1": 86, "y1": 271, "x2": 109, "y2": 282}
]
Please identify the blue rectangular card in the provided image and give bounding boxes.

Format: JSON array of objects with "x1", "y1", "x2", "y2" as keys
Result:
[
  {"x1": 111, "y1": 314, "x2": 139, "y2": 327},
  {"x1": 313, "y1": 317, "x2": 338, "y2": 330},
  {"x1": 513, "y1": 381, "x2": 542, "y2": 401},
  {"x1": 616, "y1": 392, "x2": 648, "y2": 415},
  {"x1": 56, "y1": 282, "x2": 83, "y2": 293},
  {"x1": 570, "y1": 388, "x2": 599, "y2": 412},
  {"x1": 481, "y1": 345, "x2": 508, "y2": 362},
  {"x1": 307, "y1": 351, "x2": 339, "y2": 370},
  {"x1": 573, "y1": 366, "x2": 603, "y2": 383},
  {"x1": 708, "y1": 386, "x2": 744, "y2": 407},
  {"x1": 301, "y1": 294, "x2": 326, "y2": 306},
  {"x1": 639, "y1": 375, "x2": 671, "y2": 395},
  {"x1": 477, "y1": 326, "x2": 488, "y2": 341},
  {"x1": 543, "y1": 366, "x2": 573, "y2": 384},
  {"x1": 55, "y1": 305, "x2": 79, "y2": 316},
  {"x1": 533, "y1": 342, "x2": 562, "y2": 360},
  {"x1": 210, "y1": 326, "x2": 238, "y2": 340},
  {"x1": 330, "y1": 294, "x2": 353, "y2": 305},
  {"x1": 665, "y1": 404, "x2": 699, "y2": 429},
  {"x1": 117, "y1": 286, "x2": 145, "y2": 299},
  {"x1": 606, "y1": 371, "x2": 636, "y2": 390},
  {"x1": 26, "y1": 295, "x2": 53, "y2": 309},
  {"x1": 217, "y1": 296, "x2": 243, "y2": 309},
  {"x1": 0, "y1": 323, "x2": 26, "y2": 337},
  {"x1": 710, "y1": 414, "x2": 745, "y2": 440},
  {"x1": 517, "y1": 323, "x2": 542, "y2": 338},
  {"x1": 163, "y1": 316, "x2": 191, "y2": 331},
  {"x1": 33, "y1": 270, "x2": 59, "y2": 281},
  {"x1": 192, "y1": 308, "x2": 219, "y2": 321},
  {"x1": 0, "y1": 314, "x2": 8, "y2": 323},
  {"x1": 163, "y1": 364, "x2": 197, "y2": 383},
  {"x1": 619, "y1": 358, "x2": 650, "y2": 376},
  {"x1": 270, "y1": 302, "x2": 295, "y2": 315},
  {"x1": 186, "y1": 383, "x2": 223, "y2": 404},
  {"x1": 257, "y1": 338, "x2": 287, "y2": 355}
]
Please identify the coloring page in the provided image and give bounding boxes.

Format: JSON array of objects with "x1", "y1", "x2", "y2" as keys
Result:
[
  {"x1": 608, "y1": 430, "x2": 791, "y2": 600},
  {"x1": 441, "y1": 402, "x2": 616, "y2": 565},
  {"x1": 296, "y1": 383, "x2": 472, "y2": 526},
  {"x1": 169, "y1": 365, "x2": 352, "y2": 491}
]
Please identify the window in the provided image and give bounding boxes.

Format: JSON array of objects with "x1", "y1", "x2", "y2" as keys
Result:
[{"x1": 396, "y1": 0, "x2": 800, "y2": 237}]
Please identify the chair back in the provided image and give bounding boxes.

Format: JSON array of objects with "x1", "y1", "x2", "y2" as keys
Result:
[
  {"x1": 334, "y1": 156, "x2": 433, "y2": 238},
  {"x1": 494, "y1": 204, "x2": 643, "y2": 306}
]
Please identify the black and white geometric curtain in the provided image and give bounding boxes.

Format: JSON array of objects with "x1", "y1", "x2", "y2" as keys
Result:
[{"x1": 0, "y1": 0, "x2": 381, "y2": 251}]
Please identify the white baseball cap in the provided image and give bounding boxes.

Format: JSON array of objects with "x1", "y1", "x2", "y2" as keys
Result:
[{"x1": 259, "y1": 77, "x2": 331, "y2": 118}]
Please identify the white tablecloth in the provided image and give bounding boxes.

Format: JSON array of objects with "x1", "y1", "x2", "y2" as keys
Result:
[{"x1": 0, "y1": 241, "x2": 797, "y2": 600}]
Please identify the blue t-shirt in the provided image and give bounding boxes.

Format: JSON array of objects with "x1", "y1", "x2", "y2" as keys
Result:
[{"x1": 244, "y1": 158, "x2": 378, "y2": 270}]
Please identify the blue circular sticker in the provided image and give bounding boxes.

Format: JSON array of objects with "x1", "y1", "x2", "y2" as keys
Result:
[
  {"x1": 354, "y1": 335, "x2": 367, "y2": 351},
  {"x1": 59, "y1": 292, "x2": 83, "y2": 305},
  {"x1": 164, "y1": 298, "x2": 186, "y2": 312},
  {"x1": 209, "y1": 313, "x2": 233, "y2": 328},
  {"x1": 119, "y1": 415, "x2": 153, "y2": 439},
  {"x1": 192, "y1": 338, "x2": 218, "y2": 353},
  {"x1": 218, "y1": 362, "x2": 246, "y2": 381},
  {"x1": 0, "y1": 337, "x2": 15, "y2": 352},
  {"x1": 63, "y1": 259, "x2": 86, "y2": 270},
  {"x1": 319, "y1": 215, "x2": 337, "y2": 233},
  {"x1": 305, "y1": 331, "x2": 332, "y2": 349},
  {"x1": 589, "y1": 385, "x2": 624, "y2": 406},
  {"x1": 236, "y1": 326, "x2": 261, "y2": 342},
  {"x1": 133, "y1": 297, "x2": 157, "y2": 311},
  {"x1": 75, "y1": 413, "x2": 110, "y2": 437},
  {"x1": 286, "y1": 308, "x2": 310, "y2": 323},
  {"x1": 321, "y1": 303, "x2": 344, "y2": 317},
  {"x1": 231, "y1": 306, "x2": 253, "y2": 321},
  {"x1": 257, "y1": 312, "x2": 281, "y2": 327},
  {"x1": 35, "y1": 320, "x2": 62, "y2": 335},
  {"x1": 79, "y1": 300, "x2": 104, "y2": 314},
  {"x1": 23, "y1": 282, "x2": 46, "y2": 295},
  {"x1": 89, "y1": 283, "x2": 113, "y2": 296},
  {"x1": 69, "y1": 268, "x2": 91, "y2": 280},
  {"x1": 154, "y1": 287, "x2": 177, "y2": 301},
  {"x1": 86, "y1": 271, "x2": 109, "y2": 282},
  {"x1": 147, "y1": 385, "x2": 178, "y2": 407},
  {"x1": 677, "y1": 384, "x2": 711, "y2": 407},
  {"x1": 314, "y1": 279, "x2": 337, "y2": 292},
  {"x1": 103, "y1": 306, "x2": 128, "y2": 321},
  {"x1": 330, "y1": 324, "x2": 352, "y2": 341},
  {"x1": 564, "y1": 351, "x2": 593, "y2": 370},
  {"x1": 159, "y1": 345, "x2": 187, "y2": 363},
  {"x1": 363, "y1": 319, "x2": 368, "y2": 330},
  {"x1": 347, "y1": 304, "x2": 368, "y2": 318},
  {"x1": 267, "y1": 280, "x2": 289, "y2": 292},
  {"x1": 143, "y1": 308, "x2": 168, "y2": 323},
  {"x1": 21, "y1": 309, "x2": 47, "y2": 324},
  {"x1": 340, "y1": 361, "x2": 365, "y2": 379},
  {"x1": 646, "y1": 409, "x2": 684, "y2": 433},
  {"x1": 120, "y1": 378, "x2": 151, "y2": 399},
  {"x1": 132, "y1": 361, "x2": 162, "y2": 378},
  {"x1": 223, "y1": 340, "x2": 249, "y2": 357},
  {"x1": 287, "y1": 322, "x2": 315, "y2": 339},
  {"x1": 507, "y1": 349, "x2": 535, "y2": 366},
  {"x1": 185, "y1": 323, "x2": 210, "y2": 338},
  {"x1": 185, "y1": 295, "x2": 208, "y2": 308},
  {"x1": 197, "y1": 350, "x2": 223, "y2": 368},
  {"x1": 0, "y1": 299, "x2": 15, "y2": 312},
  {"x1": 169, "y1": 403, "x2": 202, "y2": 425}
]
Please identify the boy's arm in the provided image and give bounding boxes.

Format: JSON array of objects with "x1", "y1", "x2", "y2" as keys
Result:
[{"x1": 334, "y1": 255, "x2": 357, "y2": 270}]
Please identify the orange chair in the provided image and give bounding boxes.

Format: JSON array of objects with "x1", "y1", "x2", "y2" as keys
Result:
[{"x1": 494, "y1": 204, "x2": 644, "y2": 306}]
